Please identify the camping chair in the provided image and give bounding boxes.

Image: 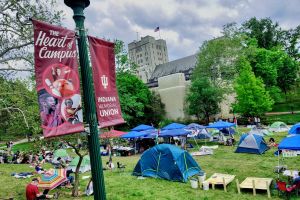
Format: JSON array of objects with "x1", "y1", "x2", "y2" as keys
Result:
[
  {"x1": 117, "y1": 162, "x2": 126, "y2": 172},
  {"x1": 276, "y1": 180, "x2": 297, "y2": 199}
]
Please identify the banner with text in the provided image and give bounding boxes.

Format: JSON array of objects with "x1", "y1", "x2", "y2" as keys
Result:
[
  {"x1": 33, "y1": 19, "x2": 84, "y2": 138},
  {"x1": 88, "y1": 36, "x2": 125, "y2": 128}
]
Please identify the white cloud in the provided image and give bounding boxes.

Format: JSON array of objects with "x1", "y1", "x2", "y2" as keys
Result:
[{"x1": 59, "y1": 0, "x2": 300, "y2": 61}]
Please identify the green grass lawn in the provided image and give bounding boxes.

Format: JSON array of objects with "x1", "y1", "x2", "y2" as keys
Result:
[
  {"x1": 265, "y1": 113, "x2": 300, "y2": 125},
  {"x1": 1, "y1": 131, "x2": 300, "y2": 199}
]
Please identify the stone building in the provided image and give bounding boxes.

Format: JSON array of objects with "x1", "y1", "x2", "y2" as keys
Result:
[
  {"x1": 128, "y1": 36, "x2": 169, "y2": 83},
  {"x1": 148, "y1": 54, "x2": 234, "y2": 120}
]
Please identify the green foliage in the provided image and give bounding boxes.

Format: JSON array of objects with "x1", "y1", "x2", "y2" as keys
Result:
[
  {"x1": 241, "y1": 17, "x2": 285, "y2": 49},
  {"x1": 116, "y1": 72, "x2": 165, "y2": 127},
  {"x1": 186, "y1": 77, "x2": 222, "y2": 124},
  {"x1": 0, "y1": 77, "x2": 40, "y2": 140},
  {"x1": 233, "y1": 58, "x2": 274, "y2": 117},
  {"x1": 0, "y1": 0, "x2": 63, "y2": 74},
  {"x1": 114, "y1": 39, "x2": 137, "y2": 74},
  {"x1": 144, "y1": 91, "x2": 166, "y2": 127},
  {"x1": 193, "y1": 36, "x2": 243, "y2": 89}
]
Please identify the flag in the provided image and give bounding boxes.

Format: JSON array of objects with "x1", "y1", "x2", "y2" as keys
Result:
[
  {"x1": 32, "y1": 19, "x2": 84, "y2": 138},
  {"x1": 154, "y1": 26, "x2": 160, "y2": 32},
  {"x1": 88, "y1": 36, "x2": 125, "y2": 128}
]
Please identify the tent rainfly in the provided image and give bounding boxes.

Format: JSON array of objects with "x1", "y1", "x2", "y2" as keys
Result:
[
  {"x1": 288, "y1": 123, "x2": 300, "y2": 135},
  {"x1": 235, "y1": 134, "x2": 269, "y2": 154},
  {"x1": 68, "y1": 155, "x2": 91, "y2": 173},
  {"x1": 133, "y1": 144, "x2": 203, "y2": 182},
  {"x1": 269, "y1": 121, "x2": 289, "y2": 133}
]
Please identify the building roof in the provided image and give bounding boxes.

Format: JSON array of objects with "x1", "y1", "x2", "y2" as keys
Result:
[{"x1": 148, "y1": 54, "x2": 198, "y2": 87}]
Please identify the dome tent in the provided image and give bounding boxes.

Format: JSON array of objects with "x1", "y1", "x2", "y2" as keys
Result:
[
  {"x1": 235, "y1": 134, "x2": 269, "y2": 154},
  {"x1": 288, "y1": 123, "x2": 300, "y2": 135},
  {"x1": 269, "y1": 121, "x2": 289, "y2": 133},
  {"x1": 133, "y1": 144, "x2": 203, "y2": 182}
]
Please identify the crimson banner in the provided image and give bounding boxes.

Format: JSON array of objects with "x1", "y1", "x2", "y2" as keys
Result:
[
  {"x1": 33, "y1": 19, "x2": 84, "y2": 138},
  {"x1": 88, "y1": 36, "x2": 125, "y2": 128}
]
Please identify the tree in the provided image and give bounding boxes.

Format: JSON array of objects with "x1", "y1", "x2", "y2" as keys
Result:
[
  {"x1": 233, "y1": 58, "x2": 274, "y2": 117},
  {"x1": 241, "y1": 17, "x2": 285, "y2": 50},
  {"x1": 116, "y1": 71, "x2": 166, "y2": 128},
  {"x1": 0, "y1": 77, "x2": 40, "y2": 140},
  {"x1": 144, "y1": 91, "x2": 165, "y2": 127},
  {"x1": 38, "y1": 134, "x2": 88, "y2": 197},
  {"x1": 115, "y1": 40, "x2": 165, "y2": 128},
  {"x1": 193, "y1": 36, "x2": 243, "y2": 90},
  {"x1": 0, "y1": 0, "x2": 62, "y2": 73},
  {"x1": 186, "y1": 77, "x2": 222, "y2": 124}
]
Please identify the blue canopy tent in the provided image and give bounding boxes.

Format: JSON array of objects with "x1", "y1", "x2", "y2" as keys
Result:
[
  {"x1": 131, "y1": 124, "x2": 154, "y2": 131},
  {"x1": 235, "y1": 134, "x2": 269, "y2": 154},
  {"x1": 278, "y1": 135, "x2": 300, "y2": 150},
  {"x1": 159, "y1": 129, "x2": 191, "y2": 137},
  {"x1": 206, "y1": 120, "x2": 236, "y2": 129},
  {"x1": 121, "y1": 131, "x2": 149, "y2": 139},
  {"x1": 161, "y1": 123, "x2": 186, "y2": 130},
  {"x1": 133, "y1": 144, "x2": 203, "y2": 182},
  {"x1": 288, "y1": 123, "x2": 300, "y2": 135}
]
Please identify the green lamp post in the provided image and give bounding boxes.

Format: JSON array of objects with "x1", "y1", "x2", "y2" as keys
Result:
[{"x1": 64, "y1": 0, "x2": 106, "y2": 199}]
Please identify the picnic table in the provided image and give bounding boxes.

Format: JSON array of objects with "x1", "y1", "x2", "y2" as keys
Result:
[
  {"x1": 205, "y1": 173, "x2": 235, "y2": 192},
  {"x1": 236, "y1": 177, "x2": 273, "y2": 198}
]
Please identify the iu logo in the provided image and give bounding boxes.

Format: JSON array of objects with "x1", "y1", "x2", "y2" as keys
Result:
[{"x1": 101, "y1": 75, "x2": 108, "y2": 89}]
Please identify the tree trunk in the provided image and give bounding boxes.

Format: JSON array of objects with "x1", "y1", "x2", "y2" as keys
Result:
[{"x1": 72, "y1": 155, "x2": 83, "y2": 197}]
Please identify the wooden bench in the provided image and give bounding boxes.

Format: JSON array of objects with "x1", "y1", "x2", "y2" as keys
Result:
[
  {"x1": 205, "y1": 173, "x2": 235, "y2": 192},
  {"x1": 236, "y1": 177, "x2": 273, "y2": 198}
]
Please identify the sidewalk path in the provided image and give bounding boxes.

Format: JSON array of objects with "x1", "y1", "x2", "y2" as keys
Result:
[{"x1": 265, "y1": 111, "x2": 300, "y2": 116}]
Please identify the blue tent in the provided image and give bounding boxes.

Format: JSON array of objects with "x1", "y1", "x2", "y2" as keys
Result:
[
  {"x1": 133, "y1": 144, "x2": 203, "y2": 182},
  {"x1": 161, "y1": 123, "x2": 186, "y2": 130},
  {"x1": 288, "y1": 123, "x2": 300, "y2": 135},
  {"x1": 206, "y1": 120, "x2": 236, "y2": 129},
  {"x1": 131, "y1": 124, "x2": 154, "y2": 131},
  {"x1": 235, "y1": 134, "x2": 269, "y2": 154},
  {"x1": 121, "y1": 131, "x2": 149, "y2": 139},
  {"x1": 159, "y1": 129, "x2": 190, "y2": 137},
  {"x1": 278, "y1": 135, "x2": 300, "y2": 150}
]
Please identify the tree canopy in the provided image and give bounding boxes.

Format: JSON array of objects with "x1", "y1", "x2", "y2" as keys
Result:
[
  {"x1": 233, "y1": 58, "x2": 274, "y2": 117},
  {"x1": 0, "y1": 0, "x2": 62, "y2": 74},
  {"x1": 186, "y1": 77, "x2": 222, "y2": 124}
]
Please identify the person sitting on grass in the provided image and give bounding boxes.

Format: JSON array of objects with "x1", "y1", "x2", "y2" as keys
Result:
[
  {"x1": 268, "y1": 138, "x2": 277, "y2": 147},
  {"x1": 25, "y1": 178, "x2": 58, "y2": 200},
  {"x1": 35, "y1": 162, "x2": 45, "y2": 174}
]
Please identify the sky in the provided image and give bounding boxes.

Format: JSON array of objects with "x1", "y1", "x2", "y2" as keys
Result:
[{"x1": 57, "y1": 0, "x2": 300, "y2": 61}]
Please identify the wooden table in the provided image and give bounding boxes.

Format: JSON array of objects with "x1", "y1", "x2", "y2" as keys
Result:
[
  {"x1": 236, "y1": 177, "x2": 273, "y2": 198},
  {"x1": 205, "y1": 173, "x2": 235, "y2": 192}
]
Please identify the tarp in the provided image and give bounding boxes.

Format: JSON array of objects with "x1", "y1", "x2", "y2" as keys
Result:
[
  {"x1": 288, "y1": 123, "x2": 300, "y2": 135},
  {"x1": 121, "y1": 131, "x2": 149, "y2": 139},
  {"x1": 161, "y1": 123, "x2": 186, "y2": 130},
  {"x1": 159, "y1": 129, "x2": 190, "y2": 137},
  {"x1": 235, "y1": 134, "x2": 269, "y2": 154},
  {"x1": 206, "y1": 120, "x2": 236, "y2": 129},
  {"x1": 278, "y1": 135, "x2": 300, "y2": 150},
  {"x1": 68, "y1": 155, "x2": 91, "y2": 173},
  {"x1": 100, "y1": 130, "x2": 127, "y2": 139},
  {"x1": 131, "y1": 124, "x2": 154, "y2": 131},
  {"x1": 133, "y1": 144, "x2": 203, "y2": 182}
]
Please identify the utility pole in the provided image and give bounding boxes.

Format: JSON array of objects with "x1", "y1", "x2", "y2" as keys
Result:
[{"x1": 64, "y1": 0, "x2": 106, "y2": 199}]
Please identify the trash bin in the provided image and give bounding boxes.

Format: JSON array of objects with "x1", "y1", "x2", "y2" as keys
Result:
[
  {"x1": 190, "y1": 178, "x2": 198, "y2": 189},
  {"x1": 202, "y1": 181, "x2": 209, "y2": 190},
  {"x1": 198, "y1": 173, "x2": 206, "y2": 183}
]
